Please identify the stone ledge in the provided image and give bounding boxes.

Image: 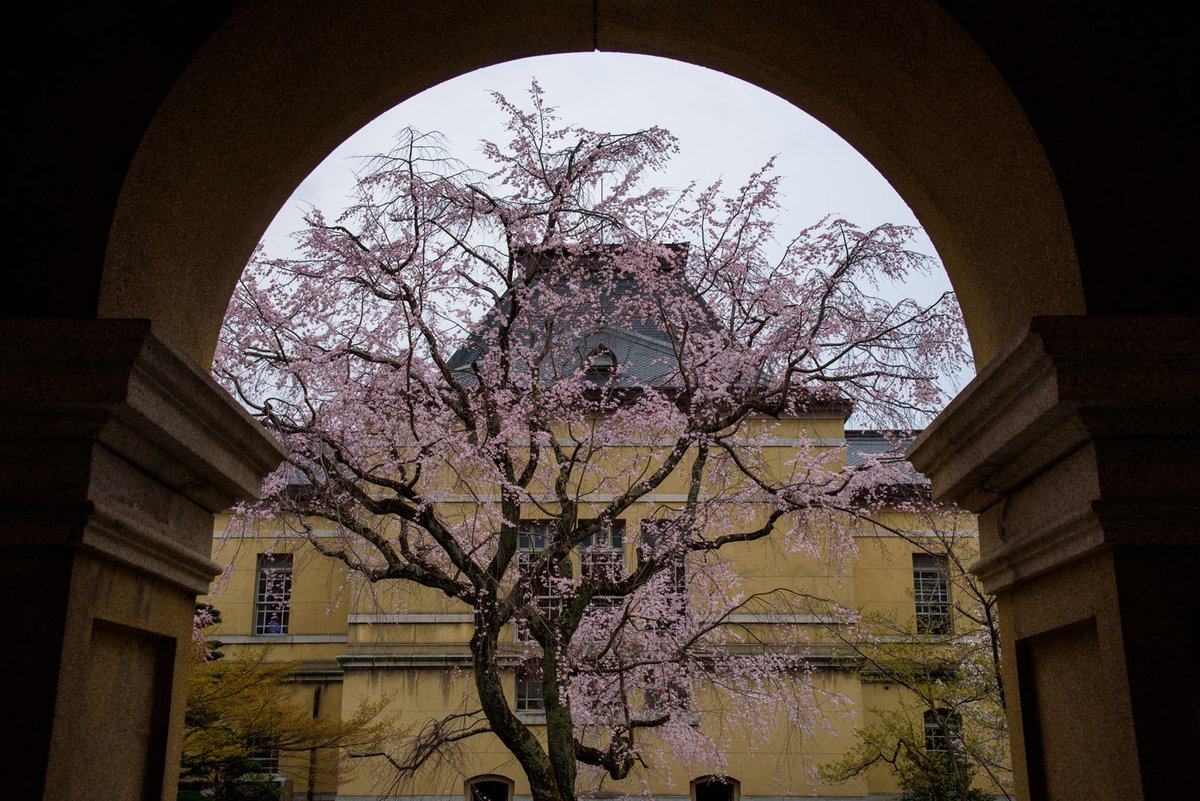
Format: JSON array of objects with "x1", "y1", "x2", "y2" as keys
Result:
[
  {"x1": 349, "y1": 613, "x2": 475, "y2": 624},
  {"x1": 218, "y1": 634, "x2": 348, "y2": 644},
  {"x1": 910, "y1": 315, "x2": 1199, "y2": 593},
  {"x1": 0, "y1": 318, "x2": 285, "y2": 513},
  {"x1": 910, "y1": 315, "x2": 1199, "y2": 512},
  {"x1": 338, "y1": 652, "x2": 477, "y2": 670},
  {"x1": 83, "y1": 496, "x2": 222, "y2": 594},
  {"x1": 0, "y1": 319, "x2": 286, "y2": 590}
]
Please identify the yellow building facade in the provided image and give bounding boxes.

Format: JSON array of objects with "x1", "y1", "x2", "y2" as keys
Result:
[{"x1": 204, "y1": 418, "x2": 997, "y2": 801}]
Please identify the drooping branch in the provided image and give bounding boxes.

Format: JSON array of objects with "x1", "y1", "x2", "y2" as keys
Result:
[
  {"x1": 349, "y1": 709, "x2": 492, "y2": 775},
  {"x1": 215, "y1": 81, "x2": 971, "y2": 801}
]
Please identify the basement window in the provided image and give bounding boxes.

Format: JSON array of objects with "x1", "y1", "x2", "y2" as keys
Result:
[
  {"x1": 692, "y1": 777, "x2": 739, "y2": 801},
  {"x1": 467, "y1": 776, "x2": 514, "y2": 801}
]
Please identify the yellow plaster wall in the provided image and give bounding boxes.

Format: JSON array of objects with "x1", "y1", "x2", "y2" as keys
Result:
[
  {"x1": 203, "y1": 420, "x2": 986, "y2": 800},
  {"x1": 209, "y1": 516, "x2": 352, "y2": 638},
  {"x1": 336, "y1": 665, "x2": 876, "y2": 799}
]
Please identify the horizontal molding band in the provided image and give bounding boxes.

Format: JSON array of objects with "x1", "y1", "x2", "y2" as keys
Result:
[
  {"x1": 342, "y1": 493, "x2": 770, "y2": 504},
  {"x1": 724, "y1": 613, "x2": 848, "y2": 624},
  {"x1": 86, "y1": 498, "x2": 221, "y2": 594},
  {"x1": 338, "y1": 653, "x2": 478, "y2": 669},
  {"x1": 349, "y1": 613, "x2": 474, "y2": 624},
  {"x1": 216, "y1": 490, "x2": 776, "y2": 536},
  {"x1": 851, "y1": 528, "x2": 977, "y2": 539},
  {"x1": 336, "y1": 651, "x2": 860, "y2": 671},
  {"x1": 219, "y1": 527, "x2": 977, "y2": 542},
  {"x1": 290, "y1": 665, "x2": 344, "y2": 682},
  {"x1": 218, "y1": 634, "x2": 348, "y2": 644},
  {"x1": 338, "y1": 436, "x2": 846, "y2": 449},
  {"x1": 344, "y1": 612, "x2": 854, "y2": 626}
]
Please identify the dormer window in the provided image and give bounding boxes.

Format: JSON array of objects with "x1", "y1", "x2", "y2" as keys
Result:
[{"x1": 586, "y1": 345, "x2": 617, "y2": 375}]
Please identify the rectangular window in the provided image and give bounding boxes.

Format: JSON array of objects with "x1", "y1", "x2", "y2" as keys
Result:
[
  {"x1": 637, "y1": 520, "x2": 687, "y2": 627},
  {"x1": 515, "y1": 661, "x2": 545, "y2": 712},
  {"x1": 643, "y1": 673, "x2": 691, "y2": 715},
  {"x1": 924, "y1": 708, "x2": 962, "y2": 754},
  {"x1": 516, "y1": 522, "x2": 560, "y2": 641},
  {"x1": 246, "y1": 735, "x2": 281, "y2": 774},
  {"x1": 581, "y1": 520, "x2": 626, "y2": 609},
  {"x1": 913, "y1": 553, "x2": 951, "y2": 635},
  {"x1": 254, "y1": 553, "x2": 293, "y2": 635}
]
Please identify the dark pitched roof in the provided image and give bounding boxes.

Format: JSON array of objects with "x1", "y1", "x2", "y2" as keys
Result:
[
  {"x1": 447, "y1": 244, "x2": 710, "y2": 388},
  {"x1": 448, "y1": 244, "x2": 853, "y2": 416}
]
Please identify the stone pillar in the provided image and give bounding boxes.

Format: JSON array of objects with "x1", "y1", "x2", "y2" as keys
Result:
[
  {"x1": 0, "y1": 320, "x2": 284, "y2": 801},
  {"x1": 909, "y1": 316, "x2": 1199, "y2": 801}
]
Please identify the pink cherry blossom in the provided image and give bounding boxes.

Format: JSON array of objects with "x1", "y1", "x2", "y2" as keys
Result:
[{"x1": 215, "y1": 83, "x2": 968, "y2": 801}]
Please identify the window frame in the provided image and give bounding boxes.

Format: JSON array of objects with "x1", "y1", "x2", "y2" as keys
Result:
[
  {"x1": 515, "y1": 522, "x2": 561, "y2": 642},
  {"x1": 636, "y1": 519, "x2": 688, "y2": 627},
  {"x1": 466, "y1": 775, "x2": 514, "y2": 801},
  {"x1": 585, "y1": 344, "x2": 617, "y2": 376},
  {"x1": 690, "y1": 776, "x2": 740, "y2": 801},
  {"x1": 515, "y1": 660, "x2": 545, "y2": 713},
  {"x1": 923, "y1": 707, "x2": 963, "y2": 755},
  {"x1": 254, "y1": 552, "x2": 294, "y2": 636},
  {"x1": 912, "y1": 552, "x2": 952, "y2": 635},
  {"x1": 580, "y1": 520, "x2": 627, "y2": 609},
  {"x1": 642, "y1": 669, "x2": 698, "y2": 725},
  {"x1": 246, "y1": 735, "x2": 281, "y2": 776}
]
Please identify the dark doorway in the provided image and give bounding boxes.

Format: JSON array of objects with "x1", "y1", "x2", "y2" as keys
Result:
[
  {"x1": 470, "y1": 779, "x2": 512, "y2": 801},
  {"x1": 693, "y1": 778, "x2": 735, "y2": 801}
]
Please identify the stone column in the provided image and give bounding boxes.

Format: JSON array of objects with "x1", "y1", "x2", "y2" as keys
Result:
[
  {"x1": 909, "y1": 316, "x2": 1199, "y2": 801},
  {"x1": 0, "y1": 320, "x2": 284, "y2": 801}
]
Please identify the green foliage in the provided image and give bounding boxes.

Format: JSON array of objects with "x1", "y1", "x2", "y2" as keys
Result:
[
  {"x1": 180, "y1": 609, "x2": 393, "y2": 801},
  {"x1": 815, "y1": 513, "x2": 1011, "y2": 799},
  {"x1": 820, "y1": 709, "x2": 992, "y2": 801},
  {"x1": 178, "y1": 773, "x2": 283, "y2": 801},
  {"x1": 899, "y1": 759, "x2": 994, "y2": 801}
]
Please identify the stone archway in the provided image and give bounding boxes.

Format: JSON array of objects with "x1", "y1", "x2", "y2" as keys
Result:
[
  {"x1": 100, "y1": 1, "x2": 1080, "y2": 369},
  {"x1": 83, "y1": 3, "x2": 1107, "y2": 799},
  {"x1": 9, "y1": 3, "x2": 1195, "y2": 800}
]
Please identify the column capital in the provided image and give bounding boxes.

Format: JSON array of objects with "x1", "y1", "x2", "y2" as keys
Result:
[
  {"x1": 1, "y1": 318, "x2": 283, "y2": 510},
  {"x1": 909, "y1": 315, "x2": 1198, "y2": 593},
  {"x1": 0, "y1": 318, "x2": 285, "y2": 592}
]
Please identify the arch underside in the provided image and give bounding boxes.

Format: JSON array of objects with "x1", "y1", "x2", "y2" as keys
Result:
[
  {"x1": 100, "y1": 0, "x2": 1082, "y2": 369},
  {"x1": 7, "y1": 4, "x2": 1196, "y2": 800}
]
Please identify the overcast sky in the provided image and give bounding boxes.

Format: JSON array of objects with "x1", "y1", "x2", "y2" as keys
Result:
[
  {"x1": 256, "y1": 51, "x2": 966, "y2": 406},
  {"x1": 266, "y1": 55, "x2": 944, "y2": 274}
]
